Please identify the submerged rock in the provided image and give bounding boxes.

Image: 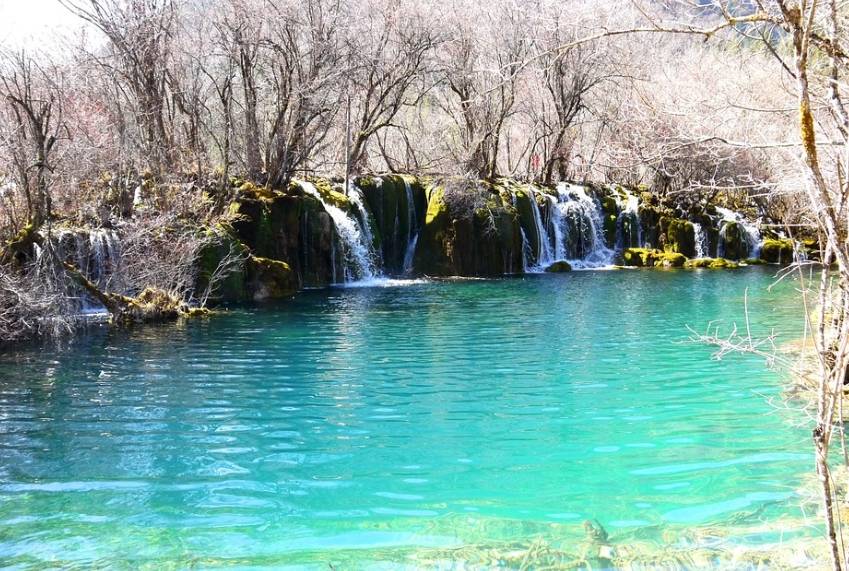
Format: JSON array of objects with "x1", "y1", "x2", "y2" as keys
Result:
[{"x1": 545, "y1": 261, "x2": 572, "y2": 273}]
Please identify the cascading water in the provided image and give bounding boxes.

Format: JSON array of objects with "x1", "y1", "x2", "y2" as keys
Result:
[
  {"x1": 525, "y1": 186, "x2": 556, "y2": 270},
  {"x1": 692, "y1": 223, "x2": 707, "y2": 259},
  {"x1": 297, "y1": 180, "x2": 378, "y2": 283},
  {"x1": 715, "y1": 207, "x2": 762, "y2": 259},
  {"x1": 402, "y1": 179, "x2": 419, "y2": 275},
  {"x1": 38, "y1": 228, "x2": 122, "y2": 313},
  {"x1": 515, "y1": 183, "x2": 615, "y2": 271},
  {"x1": 614, "y1": 190, "x2": 641, "y2": 250},
  {"x1": 553, "y1": 183, "x2": 615, "y2": 269}
]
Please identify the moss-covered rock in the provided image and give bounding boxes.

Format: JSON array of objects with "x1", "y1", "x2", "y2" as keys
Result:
[
  {"x1": 229, "y1": 182, "x2": 340, "y2": 287},
  {"x1": 601, "y1": 196, "x2": 618, "y2": 248},
  {"x1": 718, "y1": 221, "x2": 750, "y2": 260},
  {"x1": 655, "y1": 252, "x2": 687, "y2": 267},
  {"x1": 684, "y1": 257, "x2": 739, "y2": 269},
  {"x1": 247, "y1": 255, "x2": 297, "y2": 300},
  {"x1": 545, "y1": 261, "x2": 572, "y2": 273},
  {"x1": 512, "y1": 188, "x2": 542, "y2": 261},
  {"x1": 760, "y1": 238, "x2": 795, "y2": 264},
  {"x1": 356, "y1": 174, "x2": 427, "y2": 275},
  {"x1": 621, "y1": 248, "x2": 686, "y2": 268},
  {"x1": 621, "y1": 247, "x2": 654, "y2": 267},
  {"x1": 743, "y1": 258, "x2": 766, "y2": 266},
  {"x1": 414, "y1": 182, "x2": 523, "y2": 276},
  {"x1": 196, "y1": 225, "x2": 249, "y2": 302},
  {"x1": 663, "y1": 218, "x2": 696, "y2": 258}
]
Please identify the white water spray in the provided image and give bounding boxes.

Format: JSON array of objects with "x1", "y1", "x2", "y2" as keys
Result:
[{"x1": 297, "y1": 180, "x2": 378, "y2": 282}]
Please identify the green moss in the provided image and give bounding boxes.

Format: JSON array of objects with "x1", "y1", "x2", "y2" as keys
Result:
[
  {"x1": 237, "y1": 180, "x2": 275, "y2": 200},
  {"x1": 622, "y1": 248, "x2": 687, "y2": 268},
  {"x1": 760, "y1": 238, "x2": 795, "y2": 264},
  {"x1": 307, "y1": 177, "x2": 351, "y2": 210},
  {"x1": 718, "y1": 221, "x2": 749, "y2": 260},
  {"x1": 247, "y1": 255, "x2": 297, "y2": 300},
  {"x1": 684, "y1": 257, "x2": 739, "y2": 269},
  {"x1": 196, "y1": 226, "x2": 249, "y2": 302},
  {"x1": 655, "y1": 252, "x2": 686, "y2": 267},
  {"x1": 744, "y1": 258, "x2": 766, "y2": 265},
  {"x1": 665, "y1": 219, "x2": 696, "y2": 258},
  {"x1": 621, "y1": 248, "x2": 656, "y2": 267}
]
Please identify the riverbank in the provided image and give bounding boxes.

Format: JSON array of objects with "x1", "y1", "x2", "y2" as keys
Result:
[{"x1": 1, "y1": 173, "x2": 810, "y2": 347}]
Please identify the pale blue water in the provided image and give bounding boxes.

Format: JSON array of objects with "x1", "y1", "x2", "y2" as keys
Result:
[{"x1": 0, "y1": 269, "x2": 815, "y2": 568}]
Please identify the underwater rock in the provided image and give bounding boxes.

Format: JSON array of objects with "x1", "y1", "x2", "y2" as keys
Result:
[{"x1": 545, "y1": 261, "x2": 572, "y2": 273}]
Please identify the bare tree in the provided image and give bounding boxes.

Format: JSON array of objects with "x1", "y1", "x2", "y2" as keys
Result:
[
  {"x1": 0, "y1": 50, "x2": 67, "y2": 230},
  {"x1": 343, "y1": 0, "x2": 440, "y2": 172},
  {"x1": 60, "y1": 0, "x2": 177, "y2": 174}
]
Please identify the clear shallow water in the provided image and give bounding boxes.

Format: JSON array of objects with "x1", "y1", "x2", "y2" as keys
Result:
[{"x1": 0, "y1": 268, "x2": 817, "y2": 568}]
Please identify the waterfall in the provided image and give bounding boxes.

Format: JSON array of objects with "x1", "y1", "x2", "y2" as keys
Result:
[
  {"x1": 402, "y1": 179, "x2": 419, "y2": 275},
  {"x1": 524, "y1": 186, "x2": 556, "y2": 270},
  {"x1": 553, "y1": 183, "x2": 615, "y2": 269},
  {"x1": 545, "y1": 194, "x2": 566, "y2": 262},
  {"x1": 519, "y1": 227, "x2": 530, "y2": 272},
  {"x1": 693, "y1": 223, "x2": 708, "y2": 259},
  {"x1": 614, "y1": 190, "x2": 641, "y2": 250},
  {"x1": 715, "y1": 207, "x2": 762, "y2": 259},
  {"x1": 514, "y1": 183, "x2": 615, "y2": 271},
  {"x1": 297, "y1": 180, "x2": 378, "y2": 282},
  {"x1": 38, "y1": 228, "x2": 122, "y2": 314}
]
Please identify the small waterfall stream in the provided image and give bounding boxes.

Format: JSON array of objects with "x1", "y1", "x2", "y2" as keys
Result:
[
  {"x1": 552, "y1": 183, "x2": 614, "y2": 269},
  {"x1": 526, "y1": 187, "x2": 556, "y2": 270},
  {"x1": 401, "y1": 179, "x2": 419, "y2": 275},
  {"x1": 515, "y1": 183, "x2": 615, "y2": 271},
  {"x1": 614, "y1": 190, "x2": 641, "y2": 251},
  {"x1": 693, "y1": 223, "x2": 709, "y2": 259},
  {"x1": 297, "y1": 180, "x2": 379, "y2": 283},
  {"x1": 37, "y1": 228, "x2": 122, "y2": 313}
]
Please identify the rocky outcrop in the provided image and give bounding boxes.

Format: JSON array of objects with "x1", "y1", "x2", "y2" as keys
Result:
[
  {"x1": 414, "y1": 183, "x2": 525, "y2": 276},
  {"x1": 760, "y1": 238, "x2": 795, "y2": 264}
]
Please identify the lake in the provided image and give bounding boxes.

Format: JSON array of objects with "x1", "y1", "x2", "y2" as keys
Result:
[{"x1": 0, "y1": 268, "x2": 819, "y2": 568}]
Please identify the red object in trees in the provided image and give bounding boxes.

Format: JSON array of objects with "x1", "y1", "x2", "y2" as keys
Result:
[{"x1": 530, "y1": 153, "x2": 541, "y2": 172}]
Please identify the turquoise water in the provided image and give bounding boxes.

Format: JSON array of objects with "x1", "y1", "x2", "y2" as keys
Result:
[{"x1": 0, "y1": 268, "x2": 817, "y2": 568}]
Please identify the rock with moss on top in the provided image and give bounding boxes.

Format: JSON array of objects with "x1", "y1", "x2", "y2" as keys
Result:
[
  {"x1": 620, "y1": 248, "x2": 686, "y2": 268},
  {"x1": 684, "y1": 257, "x2": 739, "y2": 269},
  {"x1": 760, "y1": 238, "x2": 795, "y2": 264},
  {"x1": 621, "y1": 248, "x2": 657, "y2": 267},
  {"x1": 247, "y1": 255, "x2": 297, "y2": 301}
]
